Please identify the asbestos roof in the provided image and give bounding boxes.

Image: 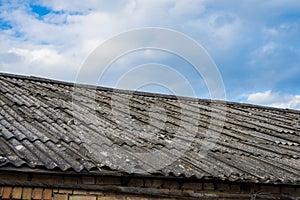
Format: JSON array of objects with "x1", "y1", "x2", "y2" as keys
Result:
[{"x1": 0, "y1": 73, "x2": 299, "y2": 184}]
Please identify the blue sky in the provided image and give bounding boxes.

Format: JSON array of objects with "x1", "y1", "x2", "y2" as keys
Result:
[{"x1": 0, "y1": 0, "x2": 300, "y2": 109}]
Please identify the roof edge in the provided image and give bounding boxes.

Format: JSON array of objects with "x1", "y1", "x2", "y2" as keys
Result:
[{"x1": 1, "y1": 166, "x2": 299, "y2": 185}]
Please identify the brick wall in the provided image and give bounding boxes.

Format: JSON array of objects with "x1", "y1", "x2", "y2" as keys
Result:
[{"x1": 0, "y1": 171, "x2": 298, "y2": 200}]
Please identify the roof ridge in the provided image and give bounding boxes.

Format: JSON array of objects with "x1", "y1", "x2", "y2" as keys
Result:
[{"x1": 0, "y1": 72, "x2": 299, "y2": 113}]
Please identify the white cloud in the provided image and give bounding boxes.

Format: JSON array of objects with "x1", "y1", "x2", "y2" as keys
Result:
[
  {"x1": 169, "y1": 0, "x2": 205, "y2": 17},
  {"x1": 248, "y1": 90, "x2": 274, "y2": 103},
  {"x1": 247, "y1": 90, "x2": 300, "y2": 110},
  {"x1": 1, "y1": 1, "x2": 219, "y2": 81},
  {"x1": 0, "y1": 0, "x2": 299, "y2": 102},
  {"x1": 9, "y1": 48, "x2": 63, "y2": 66},
  {"x1": 259, "y1": 42, "x2": 278, "y2": 56},
  {"x1": 0, "y1": 0, "x2": 245, "y2": 79}
]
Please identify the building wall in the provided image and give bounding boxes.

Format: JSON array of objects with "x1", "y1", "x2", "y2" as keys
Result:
[{"x1": 0, "y1": 171, "x2": 299, "y2": 200}]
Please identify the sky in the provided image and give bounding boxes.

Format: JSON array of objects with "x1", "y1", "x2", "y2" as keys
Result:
[{"x1": 0, "y1": 0, "x2": 299, "y2": 110}]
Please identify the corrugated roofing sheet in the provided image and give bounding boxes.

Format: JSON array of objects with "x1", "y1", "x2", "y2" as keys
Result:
[{"x1": 0, "y1": 73, "x2": 299, "y2": 184}]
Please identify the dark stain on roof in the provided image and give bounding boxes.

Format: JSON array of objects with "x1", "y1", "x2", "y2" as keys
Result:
[{"x1": 0, "y1": 73, "x2": 299, "y2": 184}]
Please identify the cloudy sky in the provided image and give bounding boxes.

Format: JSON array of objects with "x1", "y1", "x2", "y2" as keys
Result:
[{"x1": 0, "y1": 0, "x2": 299, "y2": 110}]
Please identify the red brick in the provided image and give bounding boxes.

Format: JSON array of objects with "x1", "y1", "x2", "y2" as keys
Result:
[
  {"x1": 22, "y1": 188, "x2": 32, "y2": 200},
  {"x1": 2, "y1": 187, "x2": 12, "y2": 199},
  {"x1": 73, "y1": 190, "x2": 88, "y2": 195},
  {"x1": 70, "y1": 195, "x2": 97, "y2": 200},
  {"x1": 97, "y1": 196, "x2": 124, "y2": 200},
  {"x1": 53, "y1": 188, "x2": 59, "y2": 193},
  {"x1": 126, "y1": 197, "x2": 148, "y2": 200},
  {"x1": 12, "y1": 187, "x2": 22, "y2": 199},
  {"x1": 32, "y1": 188, "x2": 43, "y2": 200},
  {"x1": 54, "y1": 194, "x2": 68, "y2": 200},
  {"x1": 59, "y1": 189, "x2": 73, "y2": 194},
  {"x1": 44, "y1": 188, "x2": 53, "y2": 200},
  {"x1": 89, "y1": 191, "x2": 103, "y2": 195}
]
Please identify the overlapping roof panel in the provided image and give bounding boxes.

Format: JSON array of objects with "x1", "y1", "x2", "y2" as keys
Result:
[{"x1": 0, "y1": 73, "x2": 299, "y2": 184}]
